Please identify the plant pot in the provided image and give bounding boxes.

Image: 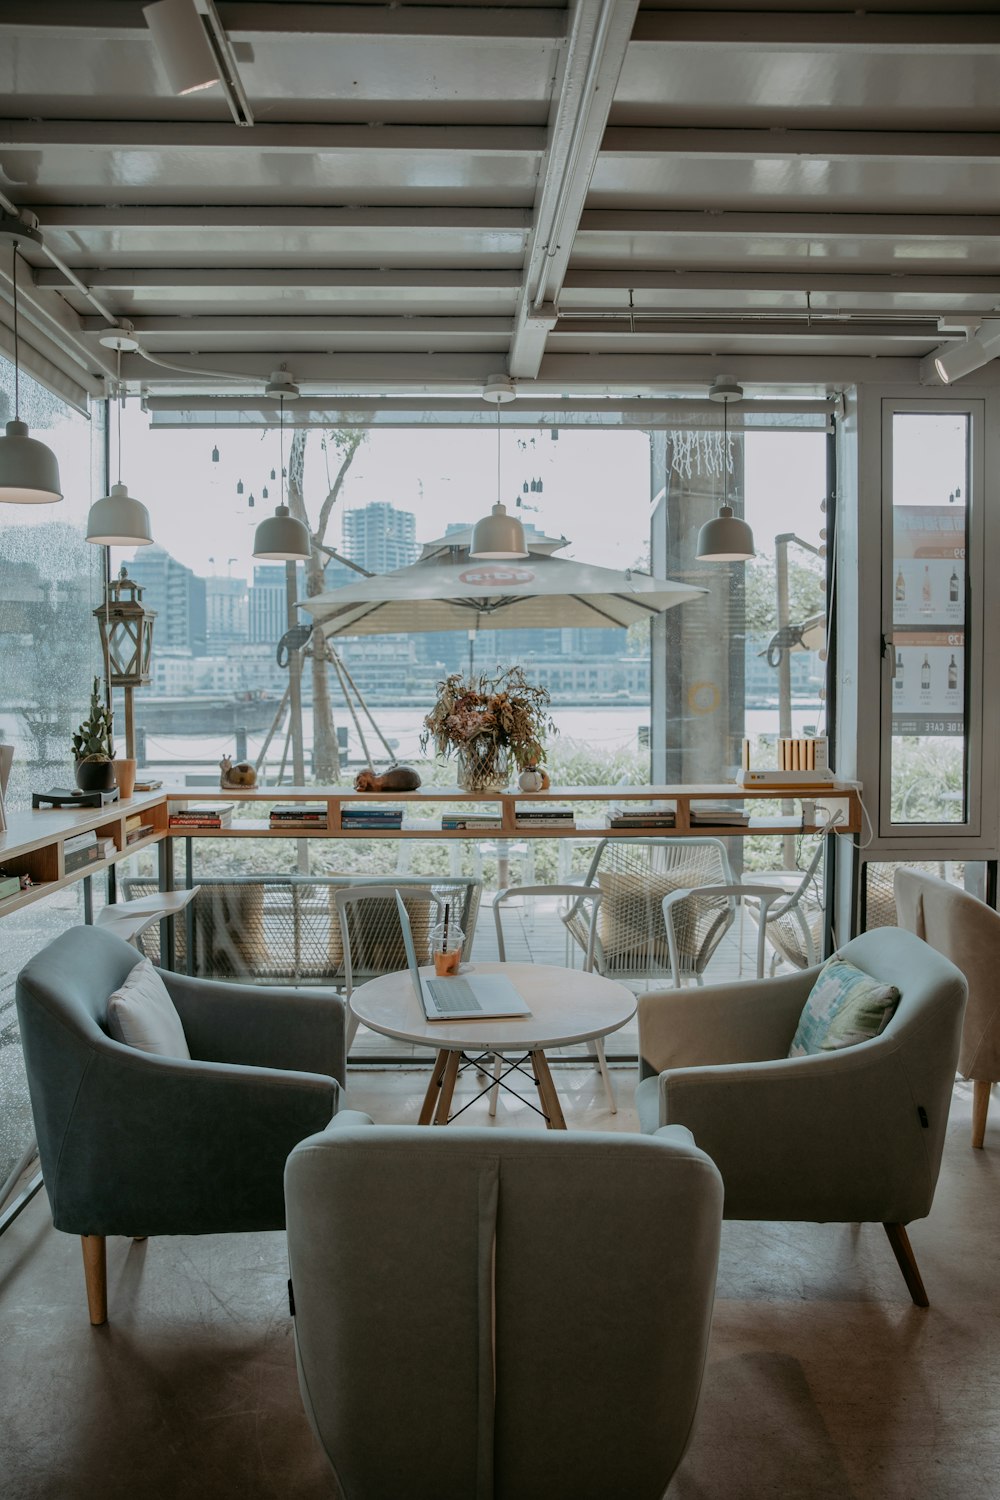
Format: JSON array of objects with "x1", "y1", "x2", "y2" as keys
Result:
[
  {"x1": 75, "y1": 758, "x2": 116, "y2": 793},
  {"x1": 457, "y1": 740, "x2": 510, "y2": 793}
]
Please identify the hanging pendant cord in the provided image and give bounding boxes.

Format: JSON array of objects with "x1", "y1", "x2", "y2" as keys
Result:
[
  {"x1": 116, "y1": 344, "x2": 122, "y2": 483},
  {"x1": 10, "y1": 240, "x2": 19, "y2": 421},
  {"x1": 280, "y1": 393, "x2": 285, "y2": 504},
  {"x1": 496, "y1": 404, "x2": 501, "y2": 505}
]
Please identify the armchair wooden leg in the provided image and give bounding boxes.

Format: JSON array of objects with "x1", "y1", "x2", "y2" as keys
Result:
[
  {"x1": 81, "y1": 1235, "x2": 107, "y2": 1326},
  {"x1": 972, "y1": 1080, "x2": 991, "y2": 1149},
  {"x1": 883, "y1": 1223, "x2": 929, "y2": 1308}
]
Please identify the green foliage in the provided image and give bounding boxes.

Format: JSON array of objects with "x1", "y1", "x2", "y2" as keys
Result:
[
  {"x1": 744, "y1": 552, "x2": 825, "y2": 637},
  {"x1": 71, "y1": 676, "x2": 114, "y2": 761}
]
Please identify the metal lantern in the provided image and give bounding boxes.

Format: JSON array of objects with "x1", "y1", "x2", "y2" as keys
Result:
[{"x1": 93, "y1": 565, "x2": 156, "y2": 758}]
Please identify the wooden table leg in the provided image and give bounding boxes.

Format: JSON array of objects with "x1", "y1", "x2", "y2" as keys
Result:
[
  {"x1": 531, "y1": 1050, "x2": 567, "y2": 1130},
  {"x1": 418, "y1": 1050, "x2": 450, "y2": 1126},
  {"x1": 433, "y1": 1050, "x2": 461, "y2": 1125}
]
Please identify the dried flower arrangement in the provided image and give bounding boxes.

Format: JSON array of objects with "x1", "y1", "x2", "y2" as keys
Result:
[{"x1": 421, "y1": 665, "x2": 556, "y2": 791}]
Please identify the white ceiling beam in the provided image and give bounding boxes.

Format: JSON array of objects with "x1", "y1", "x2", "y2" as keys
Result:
[
  {"x1": 562, "y1": 271, "x2": 1000, "y2": 296},
  {"x1": 601, "y1": 128, "x2": 1000, "y2": 163},
  {"x1": 40, "y1": 268, "x2": 524, "y2": 291},
  {"x1": 82, "y1": 315, "x2": 513, "y2": 337},
  {"x1": 37, "y1": 206, "x2": 534, "y2": 233},
  {"x1": 552, "y1": 320, "x2": 936, "y2": 343},
  {"x1": 0, "y1": 122, "x2": 546, "y2": 156},
  {"x1": 630, "y1": 12, "x2": 1000, "y2": 52},
  {"x1": 509, "y1": 0, "x2": 640, "y2": 380},
  {"x1": 0, "y1": 3, "x2": 567, "y2": 41},
  {"x1": 576, "y1": 210, "x2": 1000, "y2": 240}
]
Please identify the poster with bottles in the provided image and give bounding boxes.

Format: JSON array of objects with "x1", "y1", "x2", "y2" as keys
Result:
[{"x1": 891, "y1": 505, "x2": 965, "y2": 737}]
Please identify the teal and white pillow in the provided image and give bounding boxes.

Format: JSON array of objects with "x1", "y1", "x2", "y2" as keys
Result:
[{"x1": 788, "y1": 956, "x2": 900, "y2": 1058}]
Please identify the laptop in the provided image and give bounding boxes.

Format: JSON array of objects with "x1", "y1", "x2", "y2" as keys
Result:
[{"x1": 395, "y1": 892, "x2": 531, "y2": 1021}]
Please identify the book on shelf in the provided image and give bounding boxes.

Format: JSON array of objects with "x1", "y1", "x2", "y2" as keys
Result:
[
  {"x1": 133, "y1": 779, "x2": 162, "y2": 792},
  {"x1": 515, "y1": 818, "x2": 577, "y2": 829},
  {"x1": 513, "y1": 806, "x2": 573, "y2": 818},
  {"x1": 169, "y1": 807, "x2": 234, "y2": 828},
  {"x1": 64, "y1": 843, "x2": 102, "y2": 874},
  {"x1": 442, "y1": 815, "x2": 503, "y2": 829},
  {"x1": 0, "y1": 873, "x2": 22, "y2": 902},
  {"x1": 341, "y1": 819, "x2": 404, "y2": 830},
  {"x1": 63, "y1": 829, "x2": 98, "y2": 853},
  {"x1": 270, "y1": 819, "x2": 329, "y2": 830},
  {"x1": 270, "y1": 806, "x2": 327, "y2": 820},
  {"x1": 125, "y1": 823, "x2": 156, "y2": 845},
  {"x1": 608, "y1": 816, "x2": 676, "y2": 829},
  {"x1": 341, "y1": 808, "x2": 404, "y2": 821},
  {"x1": 124, "y1": 812, "x2": 144, "y2": 832},
  {"x1": 690, "y1": 804, "x2": 749, "y2": 826}
]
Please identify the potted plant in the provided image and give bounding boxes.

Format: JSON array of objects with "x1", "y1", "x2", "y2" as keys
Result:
[
  {"x1": 71, "y1": 677, "x2": 116, "y2": 793},
  {"x1": 421, "y1": 664, "x2": 555, "y2": 792}
]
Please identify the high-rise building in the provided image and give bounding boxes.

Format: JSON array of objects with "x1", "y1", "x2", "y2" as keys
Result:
[
  {"x1": 342, "y1": 502, "x2": 417, "y2": 574},
  {"x1": 205, "y1": 576, "x2": 248, "y2": 652},
  {"x1": 248, "y1": 565, "x2": 294, "y2": 645},
  {"x1": 126, "y1": 545, "x2": 206, "y2": 655}
]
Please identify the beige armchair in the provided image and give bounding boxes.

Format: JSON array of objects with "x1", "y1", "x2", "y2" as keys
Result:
[
  {"x1": 635, "y1": 928, "x2": 967, "y2": 1306},
  {"x1": 895, "y1": 868, "x2": 1000, "y2": 1149},
  {"x1": 285, "y1": 1117, "x2": 724, "y2": 1500}
]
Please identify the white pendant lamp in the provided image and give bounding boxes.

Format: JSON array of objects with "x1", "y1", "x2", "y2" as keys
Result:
[
  {"x1": 86, "y1": 339, "x2": 153, "y2": 546},
  {"x1": 696, "y1": 375, "x2": 755, "y2": 562},
  {"x1": 253, "y1": 384, "x2": 311, "y2": 560},
  {"x1": 0, "y1": 222, "x2": 63, "y2": 504},
  {"x1": 470, "y1": 375, "x2": 528, "y2": 560}
]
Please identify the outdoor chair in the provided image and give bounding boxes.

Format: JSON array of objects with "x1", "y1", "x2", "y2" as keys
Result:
[
  {"x1": 123, "y1": 872, "x2": 481, "y2": 989},
  {"x1": 635, "y1": 928, "x2": 967, "y2": 1305},
  {"x1": 739, "y1": 836, "x2": 827, "y2": 974},
  {"x1": 285, "y1": 1116, "x2": 723, "y2": 1500},
  {"x1": 333, "y1": 882, "x2": 475, "y2": 1052},
  {"x1": 492, "y1": 884, "x2": 616, "y2": 1111},
  {"x1": 895, "y1": 868, "x2": 1000, "y2": 1149},
  {"x1": 15, "y1": 925, "x2": 345, "y2": 1325},
  {"x1": 563, "y1": 837, "x2": 736, "y2": 987}
]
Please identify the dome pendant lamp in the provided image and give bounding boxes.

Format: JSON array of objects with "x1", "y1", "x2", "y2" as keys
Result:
[
  {"x1": 696, "y1": 375, "x2": 755, "y2": 562},
  {"x1": 0, "y1": 222, "x2": 63, "y2": 504},
  {"x1": 86, "y1": 339, "x2": 153, "y2": 547},
  {"x1": 253, "y1": 385, "x2": 311, "y2": 560},
  {"x1": 470, "y1": 375, "x2": 528, "y2": 560}
]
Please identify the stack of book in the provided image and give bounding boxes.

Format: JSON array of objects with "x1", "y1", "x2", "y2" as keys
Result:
[
  {"x1": 514, "y1": 806, "x2": 576, "y2": 831},
  {"x1": 341, "y1": 806, "x2": 403, "y2": 832},
  {"x1": 64, "y1": 829, "x2": 115, "y2": 874},
  {"x1": 269, "y1": 805, "x2": 329, "y2": 832},
  {"x1": 441, "y1": 812, "x2": 504, "y2": 831},
  {"x1": 125, "y1": 812, "x2": 155, "y2": 845},
  {"x1": 607, "y1": 804, "x2": 676, "y2": 830},
  {"x1": 168, "y1": 806, "x2": 235, "y2": 831},
  {"x1": 689, "y1": 802, "x2": 749, "y2": 828}
]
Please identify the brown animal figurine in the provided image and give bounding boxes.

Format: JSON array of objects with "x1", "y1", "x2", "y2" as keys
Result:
[
  {"x1": 353, "y1": 763, "x2": 422, "y2": 792},
  {"x1": 220, "y1": 755, "x2": 257, "y2": 789}
]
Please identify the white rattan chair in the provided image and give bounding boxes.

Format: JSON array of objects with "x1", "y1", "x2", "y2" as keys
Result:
[
  {"x1": 562, "y1": 838, "x2": 737, "y2": 989},
  {"x1": 740, "y1": 839, "x2": 827, "y2": 975}
]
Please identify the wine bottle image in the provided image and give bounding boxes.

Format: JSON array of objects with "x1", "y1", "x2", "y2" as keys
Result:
[
  {"x1": 949, "y1": 569, "x2": 959, "y2": 604},
  {"x1": 894, "y1": 652, "x2": 903, "y2": 691},
  {"x1": 948, "y1": 655, "x2": 958, "y2": 690},
  {"x1": 921, "y1": 655, "x2": 931, "y2": 691},
  {"x1": 921, "y1": 565, "x2": 932, "y2": 613},
  {"x1": 895, "y1": 567, "x2": 906, "y2": 602}
]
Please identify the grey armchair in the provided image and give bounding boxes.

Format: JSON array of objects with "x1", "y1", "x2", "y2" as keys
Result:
[
  {"x1": 285, "y1": 1117, "x2": 724, "y2": 1500},
  {"x1": 15, "y1": 925, "x2": 346, "y2": 1325},
  {"x1": 635, "y1": 928, "x2": 967, "y2": 1306},
  {"x1": 895, "y1": 867, "x2": 1000, "y2": 1148}
]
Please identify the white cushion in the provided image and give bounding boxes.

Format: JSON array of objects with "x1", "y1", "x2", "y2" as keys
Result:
[{"x1": 106, "y1": 958, "x2": 191, "y2": 1059}]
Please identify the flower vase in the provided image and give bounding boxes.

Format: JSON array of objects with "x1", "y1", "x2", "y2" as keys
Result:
[{"x1": 457, "y1": 739, "x2": 510, "y2": 793}]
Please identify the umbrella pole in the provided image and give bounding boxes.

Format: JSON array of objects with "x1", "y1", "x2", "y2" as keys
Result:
[{"x1": 328, "y1": 649, "x2": 398, "y2": 767}]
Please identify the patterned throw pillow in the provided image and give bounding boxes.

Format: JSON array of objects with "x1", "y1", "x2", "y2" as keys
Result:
[{"x1": 788, "y1": 956, "x2": 900, "y2": 1057}]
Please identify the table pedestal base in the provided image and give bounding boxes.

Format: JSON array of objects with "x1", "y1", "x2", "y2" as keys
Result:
[{"x1": 418, "y1": 1047, "x2": 567, "y2": 1129}]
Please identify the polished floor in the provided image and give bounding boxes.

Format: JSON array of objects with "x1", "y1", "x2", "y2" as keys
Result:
[{"x1": 1, "y1": 1061, "x2": 998, "y2": 1499}]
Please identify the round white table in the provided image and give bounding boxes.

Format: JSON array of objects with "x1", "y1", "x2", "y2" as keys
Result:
[{"x1": 349, "y1": 961, "x2": 636, "y2": 1128}]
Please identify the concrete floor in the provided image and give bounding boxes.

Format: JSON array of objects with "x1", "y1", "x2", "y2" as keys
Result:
[{"x1": 1, "y1": 1065, "x2": 998, "y2": 1499}]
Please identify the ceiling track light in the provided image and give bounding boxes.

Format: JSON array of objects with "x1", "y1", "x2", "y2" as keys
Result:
[
  {"x1": 920, "y1": 321, "x2": 1000, "y2": 386},
  {"x1": 143, "y1": 0, "x2": 254, "y2": 125},
  {"x1": 696, "y1": 375, "x2": 755, "y2": 563},
  {"x1": 0, "y1": 217, "x2": 63, "y2": 505},
  {"x1": 469, "y1": 375, "x2": 528, "y2": 560}
]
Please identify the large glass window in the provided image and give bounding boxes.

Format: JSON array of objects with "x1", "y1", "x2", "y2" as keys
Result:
[{"x1": 884, "y1": 407, "x2": 978, "y2": 831}]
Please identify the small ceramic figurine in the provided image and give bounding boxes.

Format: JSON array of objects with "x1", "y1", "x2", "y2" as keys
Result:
[
  {"x1": 353, "y1": 763, "x2": 422, "y2": 792},
  {"x1": 220, "y1": 755, "x2": 257, "y2": 789},
  {"x1": 518, "y1": 764, "x2": 550, "y2": 792}
]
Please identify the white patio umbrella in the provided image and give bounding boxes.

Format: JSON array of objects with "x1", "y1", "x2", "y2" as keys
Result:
[{"x1": 301, "y1": 529, "x2": 705, "y2": 637}]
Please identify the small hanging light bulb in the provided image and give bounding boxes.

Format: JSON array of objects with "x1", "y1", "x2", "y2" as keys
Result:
[
  {"x1": 211, "y1": 445, "x2": 220, "y2": 463},
  {"x1": 236, "y1": 479, "x2": 244, "y2": 495},
  {"x1": 270, "y1": 467, "x2": 276, "y2": 481},
  {"x1": 262, "y1": 485, "x2": 269, "y2": 500},
  {"x1": 248, "y1": 492, "x2": 255, "y2": 507}
]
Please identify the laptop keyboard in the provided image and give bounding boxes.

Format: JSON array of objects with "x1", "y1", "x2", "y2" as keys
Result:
[{"x1": 426, "y1": 978, "x2": 482, "y2": 1012}]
